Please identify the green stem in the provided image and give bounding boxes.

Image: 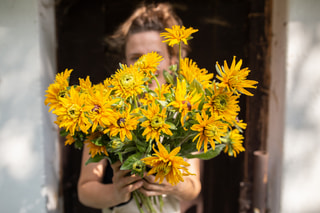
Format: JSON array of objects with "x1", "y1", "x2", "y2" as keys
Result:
[
  {"x1": 137, "y1": 191, "x2": 156, "y2": 213},
  {"x1": 152, "y1": 72, "x2": 161, "y2": 98},
  {"x1": 133, "y1": 191, "x2": 144, "y2": 213},
  {"x1": 159, "y1": 195, "x2": 164, "y2": 213},
  {"x1": 134, "y1": 96, "x2": 139, "y2": 109},
  {"x1": 152, "y1": 196, "x2": 157, "y2": 205},
  {"x1": 179, "y1": 132, "x2": 195, "y2": 146},
  {"x1": 143, "y1": 195, "x2": 156, "y2": 213},
  {"x1": 146, "y1": 139, "x2": 153, "y2": 154}
]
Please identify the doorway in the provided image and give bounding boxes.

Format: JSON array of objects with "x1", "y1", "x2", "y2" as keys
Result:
[{"x1": 55, "y1": 0, "x2": 271, "y2": 212}]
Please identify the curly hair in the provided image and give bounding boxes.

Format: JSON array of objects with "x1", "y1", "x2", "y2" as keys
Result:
[{"x1": 104, "y1": 2, "x2": 188, "y2": 61}]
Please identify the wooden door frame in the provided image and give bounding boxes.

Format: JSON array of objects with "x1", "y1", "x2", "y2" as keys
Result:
[{"x1": 55, "y1": 0, "x2": 285, "y2": 212}]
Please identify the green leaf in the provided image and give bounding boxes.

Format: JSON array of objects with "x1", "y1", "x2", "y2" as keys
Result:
[
  {"x1": 74, "y1": 139, "x2": 83, "y2": 149},
  {"x1": 135, "y1": 139, "x2": 148, "y2": 153},
  {"x1": 185, "y1": 144, "x2": 225, "y2": 160},
  {"x1": 169, "y1": 64, "x2": 178, "y2": 74},
  {"x1": 156, "y1": 100, "x2": 168, "y2": 107},
  {"x1": 60, "y1": 129, "x2": 68, "y2": 137},
  {"x1": 122, "y1": 145, "x2": 138, "y2": 154},
  {"x1": 119, "y1": 63, "x2": 124, "y2": 70},
  {"x1": 179, "y1": 140, "x2": 197, "y2": 155},
  {"x1": 120, "y1": 153, "x2": 143, "y2": 170},
  {"x1": 187, "y1": 36, "x2": 194, "y2": 40},
  {"x1": 163, "y1": 70, "x2": 174, "y2": 85},
  {"x1": 85, "y1": 154, "x2": 107, "y2": 165},
  {"x1": 146, "y1": 89, "x2": 157, "y2": 97},
  {"x1": 107, "y1": 153, "x2": 120, "y2": 164},
  {"x1": 190, "y1": 79, "x2": 204, "y2": 94},
  {"x1": 215, "y1": 63, "x2": 222, "y2": 76},
  {"x1": 118, "y1": 153, "x2": 123, "y2": 163},
  {"x1": 91, "y1": 136, "x2": 103, "y2": 146},
  {"x1": 163, "y1": 93, "x2": 173, "y2": 102},
  {"x1": 166, "y1": 121, "x2": 177, "y2": 130},
  {"x1": 197, "y1": 98, "x2": 205, "y2": 111},
  {"x1": 131, "y1": 112, "x2": 142, "y2": 117},
  {"x1": 143, "y1": 77, "x2": 151, "y2": 82},
  {"x1": 138, "y1": 116, "x2": 148, "y2": 123},
  {"x1": 205, "y1": 88, "x2": 213, "y2": 96}
]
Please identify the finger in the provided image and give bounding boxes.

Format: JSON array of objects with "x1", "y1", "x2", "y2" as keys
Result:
[
  {"x1": 112, "y1": 169, "x2": 130, "y2": 181},
  {"x1": 144, "y1": 175, "x2": 171, "y2": 186},
  {"x1": 143, "y1": 174, "x2": 155, "y2": 183},
  {"x1": 110, "y1": 161, "x2": 122, "y2": 170},
  {"x1": 111, "y1": 163, "x2": 132, "y2": 180},
  {"x1": 125, "y1": 180, "x2": 144, "y2": 193},
  {"x1": 138, "y1": 187, "x2": 163, "y2": 197},
  {"x1": 121, "y1": 174, "x2": 143, "y2": 187},
  {"x1": 142, "y1": 179, "x2": 163, "y2": 191},
  {"x1": 115, "y1": 173, "x2": 143, "y2": 189},
  {"x1": 110, "y1": 162, "x2": 121, "y2": 174},
  {"x1": 113, "y1": 172, "x2": 136, "y2": 187}
]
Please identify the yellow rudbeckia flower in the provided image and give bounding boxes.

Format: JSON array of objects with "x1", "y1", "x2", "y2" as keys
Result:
[
  {"x1": 134, "y1": 51, "x2": 163, "y2": 79},
  {"x1": 78, "y1": 76, "x2": 94, "y2": 97},
  {"x1": 65, "y1": 134, "x2": 75, "y2": 146},
  {"x1": 111, "y1": 64, "x2": 145, "y2": 100},
  {"x1": 140, "y1": 103, "x2": 172, "y2": 143},
  {"x1": 160, "y1": 25, "x2": 198, "y2": 47},
  {"x1": 168, "y1": 79, "x2": 202, "y2": 127},
  {"x1": 180, "y1": 58, "x2": 213, "y2": 90},
  {"x1": 140, "y1": 84, "x2": 171, "y2": 106},
  {"x1": 84, "y1": 86, "x2": 118, "y2": 132},
  {"x1": 203, "y1": 87, "x2": 240, "y2": 125},
  {"x1": 142, "y1": 142, "x2": 194, "y2": 186},
  {"x1": 191, "y1": 110, "x2": 228, "y2": 152},
  {"x1": 44, "y1": 68, "x2": 73, "y2": 112},
  {"x1": 105, "y1": 106, "x2": 140, "y2": 142},
  {"x1": 54, "y1": 86, "x2": 91, "y2": 135},
  {"x1": 85, "y1": 131, "x2": 109, "y2": 158},
  {"x1": 216, "y1": 56, "x2": 258, "y2": 96},
  {"x1": 223, "y1": 129, "x2": 245, "y2": 157}
]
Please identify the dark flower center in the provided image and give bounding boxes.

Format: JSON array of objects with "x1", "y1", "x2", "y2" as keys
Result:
[
  {"x1": 151, "y1": 116, "x2": 164, "y2": 129},
  {"x1": 92, "y1": 104, "x2": 101, "y2": 113},
  {"x1": 213, "y1": 94, "x2": 228, "y2": 110},
  {"x1": 117, "y1": 118, "x2": 126, "y2": 127},
  {"x1": 120, "y1": 74, "x2": 135, "y2": 89},
  {"x1": 58, "y1": 90, "x2": 67, "y2": 98},
  {"x1": 182, "y1": 100, "x2": 192, "y2": 111}
]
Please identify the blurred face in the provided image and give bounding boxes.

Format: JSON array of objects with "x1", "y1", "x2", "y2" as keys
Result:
[{"x1": 125, "y1": 31, "x2": 176, "y2": 90}]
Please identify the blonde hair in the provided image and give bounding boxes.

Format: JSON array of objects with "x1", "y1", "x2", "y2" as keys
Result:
[{"x1": 104, "y1": 2, "x2": 188, "y2": 60}]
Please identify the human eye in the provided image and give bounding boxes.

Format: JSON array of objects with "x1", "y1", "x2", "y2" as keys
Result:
[
  {"x1": 126, "y1": 54, "x2": 141, "y2": 65},
  {"x1": 131, "y1": 56, "x2": 141, "y2": 61}
]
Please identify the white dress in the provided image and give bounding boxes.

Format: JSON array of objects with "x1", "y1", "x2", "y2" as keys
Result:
[{"x1": 102, "y1": 194, "x2": 180, "y2": 213}]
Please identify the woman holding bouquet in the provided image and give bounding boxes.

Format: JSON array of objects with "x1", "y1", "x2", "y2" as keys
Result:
[{"x1": 77, "y1": 2, "x2": 201, "y2": 213}]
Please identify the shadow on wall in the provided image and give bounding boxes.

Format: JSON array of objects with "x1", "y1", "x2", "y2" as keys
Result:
[{"x1": 282, "y1": 0, "x2": 320, "y2": 211}]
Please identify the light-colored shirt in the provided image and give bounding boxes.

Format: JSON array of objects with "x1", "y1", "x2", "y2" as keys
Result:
[{"x1": 102, "y1": 194, "x2": 180, "y2": 213}]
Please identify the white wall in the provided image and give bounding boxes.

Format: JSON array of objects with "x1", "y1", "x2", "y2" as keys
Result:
[
  {"x1": 281, "y1": 0, "x2": 320, "y2": 212},
  {"x1": 0, "y1": 0, "x2": 60, "y2": 212}
]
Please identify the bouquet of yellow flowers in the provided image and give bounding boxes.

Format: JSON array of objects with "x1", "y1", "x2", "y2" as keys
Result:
[{"x1": 45, "y1": 25, "x2": 258, "y2": 212}]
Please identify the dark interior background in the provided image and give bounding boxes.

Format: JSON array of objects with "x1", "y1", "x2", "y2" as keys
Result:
[{"x1": 55, "y1": 0, "x2": 269, "y2": 212}]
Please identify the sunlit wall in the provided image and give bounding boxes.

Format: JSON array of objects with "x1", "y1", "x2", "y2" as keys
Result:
[
  {"x1": 282, "y1": 0, "x2": 320, "y2": 212},
  {"x1": 0, "y1": 0, "x2": 59, "y2": 212}
]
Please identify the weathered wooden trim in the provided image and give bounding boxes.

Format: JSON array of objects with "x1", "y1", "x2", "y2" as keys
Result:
[{"x1": 240, "y1": 0, "x2": 273, "y2": 212}]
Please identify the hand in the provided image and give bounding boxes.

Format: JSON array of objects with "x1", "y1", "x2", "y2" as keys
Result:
[
  {"x1": 138, "y1": 173, "x2": 176, "y2": 197},
  {"x1": 110, "y1": 161, "x2": 144, "y2": 204}
]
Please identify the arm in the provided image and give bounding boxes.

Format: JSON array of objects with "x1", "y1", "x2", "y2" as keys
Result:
[
  {"x1": 138, "y1": 158, "x2": 201, "y2": 201},
  {"x1": 77, "y1": 145, "x2": 144, "y2": 209}
]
